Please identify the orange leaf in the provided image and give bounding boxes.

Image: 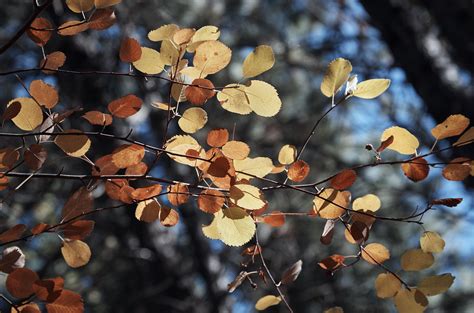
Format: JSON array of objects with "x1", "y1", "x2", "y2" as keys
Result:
[
  {"x1": 288, "y1": 160, "x2": 310, "y2": 182},
  {"x1": 82, "y1": 111, "x2": 113, "y2": 126},
  {"x1": 401, "y1": 157, "x2": 429, "y2": 182},
  {"x1": 26, "y1": 17, "x2": 53, "y2": 46},
  {"x1": 29, "y1": 80, "x2": 59, "y2": 108},
  {"x1": 330, "y1": 169, "x2": 357, "y2": 190},
  {"x1": 111, "y1": 144, "x2": 145, "y2": 168},
  {"x1": 0, "y1": 224, "x2": 27, "y2": 244},
  {"x1": 107, "y1": 94, "x2": 143, "y2": 118},
  {"x1": 207, "y1": 128, "x2": 229, "y2": 147},
  {"x1": 184, "y1": 79, "x2": 216, "y2": 105},
  {"x1": 119, "y1": 37, "x2": 142, "y2": 63},
  {"x1": 33, "y1": 277, "x2": 64, "y2": 302},
  {"x1": 167, "y1": 183, "x2": 189, "y2": 206},
  {"x1": 197, "y1": 189, "x2": 226, "y2": 213},
  {"x1": 262, "y1": 211, "x2": 285, "y2": 227},
  {"x1": 6, "y1": 268, "x2": 39, "y2": 298},
  {"x1": 40, "y1": 51, "x2": 66, "y2": 74},
  {"x1": 45, "y1": 289, "x2": 84, "y2": 313}
]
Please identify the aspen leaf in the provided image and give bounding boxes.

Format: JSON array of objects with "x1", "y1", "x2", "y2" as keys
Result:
[
  {"x1": 159, "y1": 206, "x2": 179, "y2": 227},
  {"x1": 119, "y1": 37, "x2": 142, "y2": 63},
  {"x1": 216, "y1": 207, "x2": 256, "y2": 247},
  {"x1": 352, "y1": 79, "x2": 391, "y2": 99},
  {"x1": 164, "y1": 135, "x2": 204, "y2": 166},
  {"x1": 442, "y1": 157, "x2": 470, "y2": 181},
  {"x1": 132, "y1": 47, "x2": 165, "y2": 74},
  {"x1": 430, "y1": 198, "x2": 463, "y2": 207},
  {"x1": 66, "y1": 0, "x2": 94, "y2": 13},
  {"x1": 262, "y1": 211, "x2": 285, "y2": 227},
  {"x1": 361, "y1": 243, "x2": 390, "y2": 265},
  {"x1": 8, "y1": 98, "x2": 43, "y2": 131},
  {"x1": 255, "y1": 295, "x2": 281, "y2": 311},
  {"x1": 320, "y1": 58, "x2": 352, "y2": 97},
  {"x1": 33, "y1": 277, "x2": 64, "y2": 302},
  {"x1": 401, "y1": 249, "x2": 434, "y2": 271},
  {"x1": 111, "y1": 144, "x2": 145, "y2": 168},
  {"x1": 131, "y1": 184, "x2": 162, "y2": 201},
  {"x1": 207, "y1": 128, "x2": 229, "y2": 147},
  {"x1": 57, "y1": 20, "x2": 89, "y2": 36},
  {"x1": 61, "y1": 240, "x2": 91, "y2": 268},
  {"x1": 82, "y1": 111, "x2": 113, "y2": 126},
  {"x1": 172, "y1": 28, "x2": 196, "y2": 45},
  {"x1": 61, "y1": 186, "x2": 93, "y2": 220},
  {"x1": 229, "y1": 184, "x2": 266, "y2": 210},
  {"x1": 24, "y1": 144, "x2": 47, "y2": 170},
  {"x1": 94, "y1": 0, "x2": 121, "y2": 8},
  {"x1": 288, "y1": 160, "x2": 310, "y2": 182},
  {"x1": 352, "y1": 194, "x2": 381, "y2": 212},
  {"x1": 126, "y1": 162, "x2": 148, "y2": 176},
  {"x1": 321, "y1": 219, "x2": 336, "y2": 245},
  {"x1": 394, "y1": 288, "x2": 428, "y2": 313},
  {"x1": 0, "y1": 148, "x2": 20, "y2": 170},
  {"x1": 344, "y1": 221, "x2": 369, "y2": 244},
  {"x1": 222, "y1": 140, "x2": 250, "y2": 160},
  {"x1": 108, "y1": 94, "x2": 142, "y2": 118},
  {"x1": 418, "y1": 273, "x2": 455, "y2": 296},
  {"x1": 27, "y1": 18, "x2": 52, "y2": 46},
  {"x1": 454, "y1": 127, "x2": 474, "y2": 146},
  {"x1": 312, "y1": 189, "x2": 349, "y2": 219},
  {"x1": 55, "y1": 130, "x2": 91, "y2": 157},
  {"x1": 178, "y1": 107, "x2": 208, "y2": 133},
  {"x1": 192, "y1": 25, "x2": 220, "y2": 43},
  {"x1": 167, "y1": 183, "x2": 189, "y2": 206},
  {"x1": 278, "y1": 144, "x2": 296, "y2": 165},
  {"x1": 280, "y1": 260, "x2": 303, "y2": 285},
  {"x1": 197, "y1": 189, "x2": 225, "y2": 214},
  {"x1": 193, "y1": 41, "x2": 232, "y2": 74},
  {"x1": 420, "y1": 231, "x2": 445, "y2": 253},
  {"x1": 234, "y1": 157, "x2": 273, "y2": 180},
  {"x1": 0, "y1": 225, "x2": 26, "y2": 244},
  {"x1": 88, "y1": 8, "x2": 116, "y2": 30},
  {"x1": 375, "y1": 273, "x2": 402, "y2": 298},
  {"x1": 381, "y1": 126, "x2": 419, "y2": 155},
  {"x1": 377, "y1": 135, "x2": 394, "y2": 153},
  {"x1": 148, "y1": 24, "x2": 180, "y2": 42},
  {"x1": 45, "y1": 289, "x2": 84, "y2": 313},
  {"x1": 0, "y1": 247, "x2": 26, "y2": 273},
  {"x1": 61, "y1": 220, "x2": 95, "y2": 240},
  {"x1": 29, "y1": 80, "x2": 59, "y2": 109},
  {"x1": 244, "y1": 80, "x2": 282, "y2": 117},
  {"x1": 202, "y1": 214, "x2": 220, "y2": 240},
  {"x1": 401, "y1": 157, "x2": 429, "y2": 182},
  {"x1": 431, "y1": 114, "x2": 470, "y2": 140},
  {"x1": 160, "y1": 39, "x2": 179, "y2": 65},
  {"x1": 242, "y1": 45, "x2": 275, "y2": 78},
  {"x1": 318, "y1": 254, "x2": 345, "y2": 271},
  {"x1": 14, "y1": 303, "x2": 41, "y2": 313},
  {"x1": 6, "y1": 268, "x2": 39, "y2": 298},
  {"x1": 135, "y1": 199, "x2": 160, "y2": 223},
  {"x1": 179, "y1": 66, "x2": 205, "y2": 80},
  {"x1": 217, "y1": 84, "x2": 252, "y2": 115},
  {"x1": 40, "y1": 51, "x2": 66, "y2": 73},
  {"x1": 324, "y1": 307, "x2": 344, "y2": 313},
  {"x1": 185, "y1": 79, "x2": 215, "y2": 105},
  {"x1": 330, "y1": 169, "x2": 357, "y2": 190}
]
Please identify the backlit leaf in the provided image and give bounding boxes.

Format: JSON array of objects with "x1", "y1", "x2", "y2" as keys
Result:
[
  {"x1": 29, "y1": 80, "x2": 59, "y2": 109},
  {"x1": 119, "y1": 37, "x2": 142, "y2": 63},
  {"x1": 375, "y1": 272, "x2": 402, "y2": 298},
  {"x1": 55, "y1": 130, "x2": 91, "y2": 157},
  {"x1": 442, "y1": 157, "x2": 470, "y2": 181},
  {"x1": 262, "y1": 211, "x2": 285, "y2": 227},
  {"x1": 361, "y1": 243, "x2": 390, "y2": 265},
  {"x1": 222, "y1": 140, "x2": 250, "y2": 160},
  {"x1": 178, "y1": 107, "x2": 208, "y2": 133},
  {"x1": 244, "y1": 80, "x2": 281, "y2": 117},
  {"x1": 234, "y1": 157, "x2": 273, "y2": 180},
  {"x1": 45, "y1": 289, "x2": 84, "y2": 313},
  {"x1": 229, "y1": 184, "x2": 266, "y2": 210},
  {"x1": 418, "y1": 274, "x2": 455, "y2": 296},
  {"x1": 193, "y1": 41, "x2": 232, "y2": 75},
  {"x1": 40, "y1": 51, "x2": 66, "y2": 73},
  {"x1": 381, "y1": 126, "x2": 419, "y2": 155},
  {"x1": 82, "y1": 111, "x2": 113, "y2": 126},
  {"x1": 27, "y1": 18, "x2": 52, "y2": 46},
  {"x1": 420, "y1": 231, "x2": 445, "y2": 253},
  {"x1": 185, "y1": 79, "x2": 215, "y2": 105},
  {"x1": 107, "y1": 94, "x2": 142, "y2": 118},
  {"x1": 401, "y1": 249, "x2": 434, "y2": 271},
  {"x1": 394, "y1": 288, "x2": 428, "y2": 313},
  {"x1": 148, "y1": 24, "x2": 180, "y2": 42},
  {"x1": 401, "y1": 157, "x2": 429, "y2": 182},
  {"x1": 352, "y1": 194, "x2": 381, "y2": 212},
  {"x1": 242, "y1": 45, "x2": 275, "y2": 78},
  {"x1": 278, "y1": 144, "x2": 296, "y2": 165},
  {"x1": 312, "y1": 189, "x2": 349, "y2": 219},
  {"x1": 216, "y1": 207, "x2": 256, "y2": 247},
  {"x1": 454, "y1": 127, "x2": 474, "y2": 146},
  {"x1": 61, "y1": 240, "x2": 91, "y2": 268},
  {"x1": 197, "y1": 189, "x2": 225, "y2": 214},
  {"x1": 288, "y1": 160, "x2": 310, "y2": 182},
  {"x1": 66, "y1": 0, "x2": 94, "y2": 13},
  {"x1": 330, "y1": 169, "x2": 357, "y2": 190},
  {"x1": 352, "y1": 79, "x2": 391, "y2": 99},
  {"x1": 255, "y1": 295, "x2": 281, "y2": 311},
  {"x1": 135, "y1": 199, "x2": 160, "y2": 223},
  {"x1": 132, "y1": 47, "x2": 165, "y2": 74},
  {"x1": 111, "y1": 144, "x2": 145, "y2": 168},
  {"x1": 217, "y1": 84, "x2": 252, "y2": 115},
  {"x1": 431, "y1": 114, "x2": 470, "y2": 140},
  {"x1": 320, "y1": 58, "x2": 352, "y2": 98},
  {"x1": 94, "y1": 0, "x2": 121, "y2": 8},
  {"x1": 8, "y1": 98, "x2": 43, "y2": 131},
  {"x1": 57, "y1": 20, "x2": 89, "y2": 36},
  {"x1": 207, "y1": 128, "x2": 229, "y2": 147}
]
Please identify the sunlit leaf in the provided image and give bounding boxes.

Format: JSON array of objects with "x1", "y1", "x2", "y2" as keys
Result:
[
  {"x1": 216, "y1": 207, "x2": 256, "y2": 247},
  {"x1": 394, "y1": 288, "x2": 428, "y2": 313},
  {"x1": 217, "y1": 84, "x2": 252, "y2": 115},
  {"x1": 107, "y1": 94, "x2": 142, "y2": 118},
  {"x1": 159, "y1": 206, "x2": 179, "y2": 227},
  {"x1": 40, "y1": 51, "x2": 66, "y2": 74},
  {"x1": 135, "y1": 199, "x2": 160, "y2": 223},
  {"x1": 119, "y1": 37, "x2": 142, "y2": 63},
  {"x1": 229, "y1": 184, "x2": 266, "y2": 210},
  {"x1": 320, "y1": 58, "x2": 352, "y2": 98},
  {"x1": 420, "y1": 231, "x2": 445, "y2": 253},
  {"x1": 8, "y1": 98, "x2": 43, "y2": 131},
  {"x1": 61, "y1": 239, "x2": 91, "y2": 268},
  {"x1": 312, "y1": 189, "x2": 349, "y2": 219},
  {"x1": 234, "y1": 157, "x2": 273, "y2": 180},
  {"x1": 167, "y1": 183, "x2": 190, "y2": 206},
  {"x1": 178, "y1": 107, "x2": 208, "y2": 133},
  {"x1": 278, "y1": 144, "x2": 296, "y2": 165},
  {"x1": 352, "y1": 79, "x2": 391, "y2": 99},
  {"x1": 375, "y1": 272, "x2": 402, "y2": 298},
  {"x1": 94, "y1": 0, "x2": 121, "y2": 8},
  {"x1": 82, "y1": 111, "x2": 113, "y2": 126},
  {"x1": 55, "y1": 130, "x2": 91, "y2": 157},
  {"x1": 442, "y1": 157, "x2": 470, "y2": 181},
  {"x1": 262, "y1": 211, "x2": 285, "y2": 227},
  {"x1": 164, "y1": 135, "x2": 205, "y2": 166},
  {"x1": 318, "y1": 254, "x2": 345, "y2": 271},
  {"x1": 66, "y1": 0, "x2": 95, "y2": 13},
  {"x1": 255, "y1": 295, "x2": 281, "y2": 311},
  {"x1": 352, "y1": 194, "x2": 381, "y2": 212},
  {"x1": 193, "y1": 41, "x2": 232, "y2": 75},
  {"x1": 173, "y1": 28, "x2": 196, "y2": 45},
  {"x1": 242, "y1": 45, "x2": 275, "y2": 78},
  {"x1": 418, "y1": 273, "x2": 455, "y2": 296},
  {"x1": 197, "y1": 189, "x2": 225, "y2": 214},
  {"x1": 401, "y1": 249, "x2": 434, "y2": 271},
  {"x1": 132, "y1": 47, "x2": 165, "y2": 74},
  {"x1": 287, "y1": 160, "x2": 310, "y2": 182},
  {"x1": 361, "y1": 243, "x2": 390, "y2": 265},
  {"x1": 58, "y1": 20, "x2": 89, "y2": 36},
  {"x1": 431, "y1": 114, "x2": 470, "y2": 140},
  {"x1": 401, "y1": 157, "x2": 429, "y2": 182},
  {"x1": 184, "y1": 79, "x2": 215, "y2": 105},
  {"x1": 29, "y1": 79, "x2": 59, "y2": 109},
  {"x1": 380, "y1": 126, "x2": 419, "y2": 155},
  {"x1": 330, "y1": 169, "x2": 357, "y2": 190},
  {"x1": 27, "y1": 18, "x2": 52, "y2": 46},
  {"x1": 148, "y1": 24, "x2": 180, "y2": 42},
  {"x1": 244, "y1": 80, "x2": 281, "y2": 117},
  {"x1": 222, "y1": 140, "x2": 250, "y2": 160},
  {"x1": 207, "y1": 128, "x2": 229, "y2": 147},
  {"x1": 111, "y1": 144, "x2": 145, "y2": 169},
  {"x1": 454, "y1": 127, "x2": 474, "y2": 146}
]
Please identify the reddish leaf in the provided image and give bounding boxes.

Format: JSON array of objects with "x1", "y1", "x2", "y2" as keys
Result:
[
  {"x1": 320, "y1": 219, "x2": 336, "y2": 245},
  {"x1": 82, "y1": 111, "x2": 113, "y2": 126},
  {"x1": 61, "y1": 220, "x2": 95, "y2": 240},
  {"x1": 111, "y1": 144, "x2": 145, "y2": 168},
  {"x1": 105, "y1": 179, "x2": 134, "y2": 204},
  {"x1": 262, "y1": 211, "x2": 285, "y2": 227},
  {"x1": 40, "y1": 51, "x2": 66, "y2": 74},
  {"x1": 401, "y1": 157, "x2": 429, "y2": 182},
  {"x1": 31, "y1": 223, "x2": 50, "y2": 235},
  {"x1": 0, "y1": 176, "x2": 8, "y2": 191},
  {"x1": 288, "y1": 160, "x2": 310, "y2": 182},
  {"x1": 131, "y1": 184, "x2": 163, "y2": 201},
  {"x1": 0, "y1": 224, "x2": 27, "y2": 243},
  {"x1": 107, "y1": 94, "x2": 142, "y2": 118},
  {"x1": 376, "y1": 135, "x2": 394, "y2": 153},
  {"x1": 26, "y1": 17, "x2": 53, "y2": 46},
  {"x1": 24, "y1": 144, "x2": 48, "y2": 171},
  {"x1": 442, "y1": 157, "x2": 471, "y2": 181},
  {"x1": 197, "y1": 189, "x2": 226, "y2": 213},
  {"x1": 318, "y1": 255, "x2": 345, "y2": 271},
  {"x1": 159, "y1": 206, "x2": 179, "y2": 227},
  {"x1": 207, "y1": 128, "x2": 229, "y2": 147},
  {"x1": 61, "y1": 187, "x2": 93, "y2": 221},
  {"x1": 280, "y1": 260, "x2": 303, "y2": 285},
  {"x1": 58, "y1": 20, "x2": 89, "y2": 36},
  {"x1": 33, "y1": 277, "x2": 64, "y2": 302},
  {"x1": 241, "y1": 245, "x2": 261, "y2": 256},
  {"x1": 119, "y1": 37, "x2": 142, "y2": 63},
  {"x1": 92, "y1": 154, "x2": 120, "y2": 176},
  {"x1": 6, "y1": 268, "x2": 39, "y2": 298},
  {"x1": 430, "y1": 198, "x2": 463, "y2": 207},
  {"x1": 45, "y1": 289, "x2": 84, "y2": 313},
  {"x1": 88, "y1": 8, "x2": 116, "y2": 30},
  {"x1": 0, "y1": 147, "x2": 20, "y2": 170},
  {"x1": 184, "y1": 79, "x2": 216, "y2": 105},
  {"x1": 125, "y1": 162, "x2": 148, "y2": 176},
  {"x1": 330, "y1": 169, "x2": 357, "y2": 190},
  {"x1": 29, "y1": 80, "x2": 59, "y2": 109},
  {"x1": 167, "y1": 183, "x2": 189, "y2": 206}
]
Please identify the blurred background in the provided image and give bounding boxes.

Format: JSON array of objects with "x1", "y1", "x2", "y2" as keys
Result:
[{"x1": 0, "y1": 0, "x2": 473, "y2": 312}]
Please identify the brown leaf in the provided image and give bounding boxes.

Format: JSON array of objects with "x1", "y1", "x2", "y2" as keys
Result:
[
  {"x1": 111, "y1": 144, "x2": 145, "y2": 168},
  {"x1": 442, "y1": 157, "x2": 471, "y2": 181},
  {"x1": 125, "y1": 162, "x2": 148, "y2": 176},
  {"x1": 0, "y1": 224, "x2": 27, "y2": 243},
  {"x1": 119, "y1": 37, "x2": 142, "y2": 63},
  {"x1": 105, "y1": 179, "x2": 134, "y2": 203},
  {"x1": 0, "y1": 147, "x2": 20, "y2": 170},
  {"x1": 197, "y1": 189, "x2": 226, "y2": 213},
  {"x1": 31, "y1": 223, "x2": 50, "y2": 235},
  {"x1": 318, "y1": 254, "x2": 345, "y2": 271},
  {"x1": 24, "y1": 144, "x2": 47, "y2": 171},
  {"x1": 207, "y1": 128, "x2": 229, "y2": 147},
  {"x1": 29, "y1": 79, "x2": 59, "y2": 109},
  {"x1": 107, "y1": 94, "x2": 142, "y2": 118},
  {"x1": 160, "y1": 206, "x2": 179, "y2": 227},
  {"x1": 131, "y1": 184, "x2": 163, "y2": 201},
  {"x1": 2, "y1": 100, "x2": 21, "y2": 122},
  {"x1": 184, "y1": 79, "x2": 216, "y2": 105},
  {"x1": 430, "y1": 198, "x2": 463, "y2": 207},
  {"x1": 0, "y1": 247, "x2": 25, "y2": 274},
  {"x1": 88, "y1": 8, "x2": 116, "y2": 30},
  {"x1": 167, "y1": 183, "x2": 189, "y2": 206},
  {"x1": 376, "y1": 135, "x2": 394, "y2": 153},
  {"x1": 40, "y1": 51, "x2": 66, "y2": 74},
  {"x1": 61, "y1": 220, "x2": 95, "y2": 240},
  {"x1": 288, "y1": 160, "x2": 310, "y2": 182},
  {"x1": 26, "y1": 17, "x2": 53, "y2": 46},
  {"x1": 92, "y1": 154, "x2": 119, "y2": 176},
  {"x1": 82, "y1": 111, "x2": 113, "y2": 126},
  {"x1": 330, "y1": 169, "x2": 357, "y2": 190},
  {"x1": 33, "y1": 277, "x2": 64, "y2": 302},
  {"x1": 58, "y1": 20, "x2": 89, "y2": 36},
  {"x1": 6, "y1": 268, "x2": 39, "y2": 298},
  {"x1": 61, "y1": 187, "x2": 93, "y2": 221},
  {"x1": 262, "y1": 211, "x2": 285, "y2": 227},
  {"x1": 280, "y1": 260, "x2": 303, "y2": 285},
  {"x1": 401, "y1": 157, "x2": 430, "y2": 182},
  {"x1": 320, "y1": 219, "x2": 336, "y2": 245},
  {"x1": 45, "y1": 289, "x2": 84, "y2": 313}
]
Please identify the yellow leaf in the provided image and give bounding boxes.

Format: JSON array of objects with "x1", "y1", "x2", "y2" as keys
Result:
[
  {"x1": 420, "y1": 231, "x2": 445, "y2": 253},
  {"x1": 180, "y1": 66, "x2": 206, "y2": 80},
  {"x1": 320, "y1": 58, "x2": 352, "y2": 98},
  {"x1": 352, "y1": 194, "x2": 381, "y2": 212},
  {"x1": 61, "y1": 239, "x2": 91, "y2": 268},
  {"x1": 193, "y1": 41, "x2": 231, "y2": 75},
  {"x1": 160, "y1": 40, "x2": 179, "y2": 66},
  {"x1": 222, "y1": 140, "x2": 250, "y2": 160},
  {"x1": 242, "y1": 45, "x2": 275, "y2": 78},
  {"x1": 453, "y1": 126, "x2": 474, "y2": 146},
  {"x1": 361, "y1": 243, "x2": 390, "y2": 265},
  {"x1": 401, "y1": 249, "x2": 434, "y2": 271},
  {"x1": 375, "y1": 273, "x2": 402, "y2": 298},
  {"x1": 66, "y1": 0, "x2": 94, "y2": 13},
  {"x1": 55, "y1": 130, "x2": 91, "y2": 157},
  {"x1": 352, "y1": 79, "x2": 391, "y2": 99},
  {"x1": 394, "y1": 288, "x2": 428, "y2": 313},
  {"x1": 8, "y1": 98, "x2": 43, "y2": 131},
  {"x1": 132, "y1": 47, "x2": 165, "y2": 74},
  {"x1": 216, "y1": 207, "x2": 256, "y2": 247},
  {"x1": 255, "y1": 295, "x2": 281, "y2": 311},
  {"x1": 217, "y1": 84, "x2": 252, "y2": 115},
  {"x1": 418, "y1": 273, "x2": 455, "y2": 296},
  {"x1": 178, "y1": 107, "x2": 208, "y2": 134},
  {"x1": 431, "y1": 114, "x2": 470, "y2": 140},
  {"x1": 148, "y1": 24, "x2": 180, "y2": 42},
  {"x1": 202, "y1": 215, "x2": 220, "y2": 240},
  {"x1": 164, "y1": 135, "x2": 205, "y2": 166},
  {"x1": 229, "y1": 184, "x2": 266, "y2": 210},
  {"x1": 381, "y1": 126, "x2": 419, "y2": 155},
  {"x1": 234, "y1": 157, "x2": 273, "y2": 180},
  {"x1": 187, "y1": 26, "x2": 221, "y2": 52},
  {"x1": 278, "y1": 144, "x2": 297, "y2": 165},
  {"x1": 312, "y1": 189, "x2": 350, "y2": 219},
  {"x1": 135, "y1": 199, "x2": 160, "y2": 223},
  {"x1": 244, "y1": 80, "x2": 282, "y2": 117},
  {"x1": 94, "y1": 0, "x2": 121, "y2": 8}
]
